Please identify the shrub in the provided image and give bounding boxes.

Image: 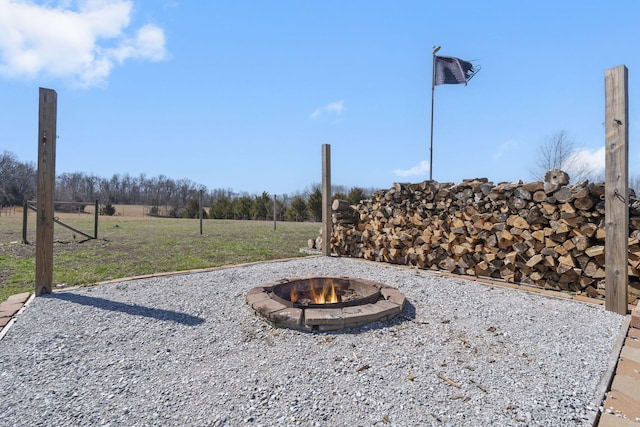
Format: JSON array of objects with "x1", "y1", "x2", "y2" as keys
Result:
[
  {"x1": 183, "y1": 199, "x2": 208, "y2": 219},
  {"x1": 100, "y1": 203, "x2": 116, "y2": 216}
]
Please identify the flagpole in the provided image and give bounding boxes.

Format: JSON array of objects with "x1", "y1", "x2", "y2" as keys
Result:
[{"x1": 429, "y1": 46, "x2": 440, "y2": 181}]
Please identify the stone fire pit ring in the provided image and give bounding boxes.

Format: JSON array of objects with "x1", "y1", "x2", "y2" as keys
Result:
[{"x1": 247, "y1": 276, "x2": 406, "y2": 332}]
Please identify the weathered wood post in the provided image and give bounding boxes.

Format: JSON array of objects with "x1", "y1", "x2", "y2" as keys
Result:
[
  {"x1": 604, "y1": 65, "x2": 629, "y2": 315},
  {"x1": 35, "y1": 88, "x2": 57, "y2": 296},
  {"x1": 22, "y1": 200, "x2": 28, "y2": 244},
  {"x1": 94, "y1": 199, "x2": 99, "y2": 239},
  {"x1": 199, "y1": 189, "x2": 203, "y2": 235},
  {"x1": 321, "y1": 144, "x2": 332, "y2": 256},
  {"x1": 273, "y1": 195, "x2": 277, "y2": 231}
]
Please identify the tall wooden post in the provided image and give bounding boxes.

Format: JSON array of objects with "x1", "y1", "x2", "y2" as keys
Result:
[
  {"x1": 35, "y1": 88, "x2": 57, "y2": 296},
  {"x1": 321, "y1": 144, "x2": 332, "y2": 256},
  {"x1": 604, "y1": 65, "x2": 629, "y2": 315}
]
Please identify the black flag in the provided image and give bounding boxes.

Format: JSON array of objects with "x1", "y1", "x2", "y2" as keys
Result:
[{"x1": 434, "y1": 56, "x2": 477, "y2": 85}]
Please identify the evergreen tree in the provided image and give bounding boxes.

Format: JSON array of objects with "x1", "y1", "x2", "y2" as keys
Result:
[
  {"x1": 307, "y1": 188, "x2": 322, "y2": 221},
  {"x1": 286, "y1": 196, "x2": 308, "y2": 222}
]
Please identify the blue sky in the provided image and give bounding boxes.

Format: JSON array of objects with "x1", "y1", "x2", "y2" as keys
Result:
[{"x1": 1, "y1": 0, "x2": 638, "y2": 196}]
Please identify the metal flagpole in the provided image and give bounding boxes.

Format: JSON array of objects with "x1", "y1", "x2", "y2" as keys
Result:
[{"x1": 429, "y1": 46, "x2": 440, "y2": 181}]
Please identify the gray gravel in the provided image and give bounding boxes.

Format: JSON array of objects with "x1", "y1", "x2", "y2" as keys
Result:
[{"x1": 0, "y1": 256, "x2": 625, "y2": 426}]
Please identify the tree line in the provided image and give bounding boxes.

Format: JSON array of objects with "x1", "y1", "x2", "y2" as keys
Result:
[
  {"x1": 4, "y1": 141, "x2": 639, "y2": 220},
  {"x1": 0, "y1": 150, "x2": 373, "y2": 221}
]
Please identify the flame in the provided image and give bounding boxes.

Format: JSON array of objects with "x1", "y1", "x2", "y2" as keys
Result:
[
  {"x1": 327, "y1": 283, "x2": 339, "y2": 303},
  {"x1": 289, "y1": 279, "x2": 341, "y2": 304}
]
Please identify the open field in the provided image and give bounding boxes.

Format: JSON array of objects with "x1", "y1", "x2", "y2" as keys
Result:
[{"x1": 0, "y1": 206, "x2": 319, "y2": 302}]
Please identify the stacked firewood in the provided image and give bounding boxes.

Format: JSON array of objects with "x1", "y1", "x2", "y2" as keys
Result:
[
  {"x1": 328, "y1": 173, "x2": 640, "y2": 297},
  {"x1": 308, "y1": 200, "x2": 359, "y2": 250}
]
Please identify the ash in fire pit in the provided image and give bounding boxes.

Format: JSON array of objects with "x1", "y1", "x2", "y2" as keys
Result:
[{"x1": 247, "y1": 276, "x2": 406, "y2": 331}]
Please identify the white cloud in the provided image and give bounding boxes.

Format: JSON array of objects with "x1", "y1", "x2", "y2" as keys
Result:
[
  {"x1": 492, "y1": 139, "x2": 520, "y2": 161},
  {"x1": 569, "y1": 146, "x2": 606, "y2": 173},
  {"x1": 310, "y1": 100, "x2": 344, "y2": 119},
  {"x1": 394, "y1": 160, "x2": 430, "y2": 178},
  {"x1": 0, "y1": 0, "x2": 168, "y2": 87},
  {"x1": 111, "y1": 24, "x2": 167, "y2": 63}
]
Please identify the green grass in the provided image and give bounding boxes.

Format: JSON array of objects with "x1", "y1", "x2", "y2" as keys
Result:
[
  {"x1": 0, "y1": 212, "x2": 320, "y2": 302},
  {"x1": 0, "y1": 254, "x2": 35, "y2": 299}
]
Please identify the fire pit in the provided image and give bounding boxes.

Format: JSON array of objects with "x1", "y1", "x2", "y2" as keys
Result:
[{"x1": 247, "y1": 276, "x2": 406, "y2": 331}]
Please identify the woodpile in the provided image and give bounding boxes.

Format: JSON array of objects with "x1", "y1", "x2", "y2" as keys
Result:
[{"x1": 327, "y1": 175, "x2": 640, "y2": 298}]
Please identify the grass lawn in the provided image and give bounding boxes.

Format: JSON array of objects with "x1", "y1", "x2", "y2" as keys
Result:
[{"x1": 0, "y1": 206, "x2": 320, "y2": 302}]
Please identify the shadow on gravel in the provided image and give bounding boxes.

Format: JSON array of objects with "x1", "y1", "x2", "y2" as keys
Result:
[{"x1": 46, "y1": 293, "x2": 206, "y2": 326}]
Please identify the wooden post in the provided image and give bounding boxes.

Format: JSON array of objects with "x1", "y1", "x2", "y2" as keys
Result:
[
  {"x1": 35, "y1": 88, "x2": 57, "y2": 296},
  {"x1": 199, "y1": 190, "x2": 203, "y2": 235},
  {"x1": 321, "y1": 144, "x2": 332, "y2": 256},
  {"x1": 604, "y1": 65, "x2": 629, "y2": 315},
  {"x1": 22, "y1": 200, "x2": 28, "y2": 244},
  {"x1": 273, "y1": 195, "x2": 277, "y2": 231},
  {"x1": 94, "y1": 199, "x2": 99, "y2": 239}
]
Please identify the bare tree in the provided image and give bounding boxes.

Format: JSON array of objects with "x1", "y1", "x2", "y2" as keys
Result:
[
  {"x1": 630, "y1": 175, "x2": 640, "y2": 198},
  {"x1": 531, "y1": 130, "x2": 594, "y2": 183},
  {"x1": 0, "y1": 151, "x2": 36, "y2": 205}
]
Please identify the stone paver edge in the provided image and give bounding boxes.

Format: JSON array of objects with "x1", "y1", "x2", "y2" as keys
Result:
[
  {"x1": 593, "y1": 315, "x2": 632, "y2": 426},
  {"x1": 0, "y1": 293, "x2": 35, "y2": 342}
]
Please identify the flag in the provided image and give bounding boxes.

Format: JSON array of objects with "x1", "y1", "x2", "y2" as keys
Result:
[{"x1": 434, "y1": 56, "x2": 477, "y2": 85}]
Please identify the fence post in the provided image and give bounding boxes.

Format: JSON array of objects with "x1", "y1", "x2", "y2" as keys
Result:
[
  {"x1": 273, "y1": 195, "x2": 277, "y2": 231},
  {"x1": 35, "y1": 88, "x2": 57, "y2": 296},
  {"x1": 199, "y1": 190, "x2": 203, "y2": 235},
  {"x1": 321, "y1": 144, "x2": 332, "y2": 256},
  {"x1": 94, "y1": 199, "x2": 99, "y2": 239},
  {"x1": 604, "y1": 65, "x2": 629, "y2": 315},
  {"x1": 22, "y1": 200, "x2": 28, "y2": 244}
]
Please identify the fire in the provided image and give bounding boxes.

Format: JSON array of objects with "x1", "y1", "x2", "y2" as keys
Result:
[
  {"x1": 289, "y1": 278, "x2": 341, "y2": 305},
  {"x1": 311, "y1": 278, "x2": 340, "y2": 304},
  {"x1": 290, "y1": 285, "x2": 299, "y2": 303}
]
